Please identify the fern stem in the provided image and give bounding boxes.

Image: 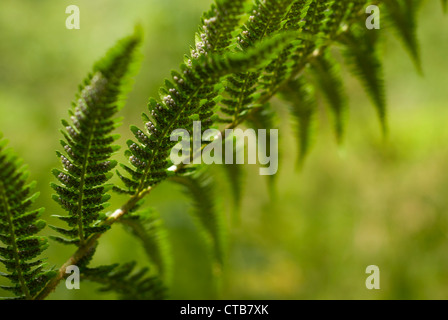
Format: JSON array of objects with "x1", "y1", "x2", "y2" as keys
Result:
[
  {"x1": 0, "y1": 182, "x2": 32, "y2": 299},
  {"x1": 34, "y1": 186, "x2": 152, "y2": 300},
  {"x1": 75, "y1": 125, "x2": 95, "y2": 246}
]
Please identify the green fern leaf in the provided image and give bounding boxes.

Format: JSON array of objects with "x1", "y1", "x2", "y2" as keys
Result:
[
  {"x1": 190, "y1": 0, "x2": 247, "y2": 131},
  {"x1": 119, "y1": 31, "x2": 296, "y2": 194},
  {"x1": 239, "y1": 0, "x2": 295, "y2": 50},
  {"x1": 246, "y1": 103, "x2": 279, "y2": 196},
  {"x1": 260, "y1": 1, "x2": 367, "y2": 113},
  {"x1": 196, "y1": 0, "x2": 246, "y2": 55},
  {"x1": 341, "y1": 27, "x2": 387, "y2": 133},
  {"x1": 310, "y1": 51, "x2": 347, "y2": 144},
  {"x1": 259, "y1": 0, "x2": 311, "y2": 98},
  {"x1": 51, "y1": 28, "x2": 142, "y2": 246},
  {"x1": 119, "y1": 208, "x2": 172, "y2": 283},
  {"x1": 171, "y1": 170, "x2": 226, "y2": 269},
  {"x1": 220, "y1": 0, "x2": 295, "y2": 125},
  {"x1": 0, "y1": 134, "x2": 56, "y2": 299},
  {"x1": 384, "y1": 0, "x2": 423, "y2": 73},
  {"x1": 280, "y1": 77, "x2": 317, "y2": 166},
  {"x1": 222, "y1": 160, "x2": 245, "y2": 224},
  {"x1": 82, "y1": 261, "x2": 166, "y2": 300}
]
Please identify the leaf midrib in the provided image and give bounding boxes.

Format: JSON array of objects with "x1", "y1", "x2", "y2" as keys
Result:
[{"x1": 75, "y1": 88, "x2": 103, "y2": 246}]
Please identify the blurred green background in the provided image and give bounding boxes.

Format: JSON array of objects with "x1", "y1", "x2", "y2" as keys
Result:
[{"x1": 0, "y1": 0, "x2": 447, "y2": 299}]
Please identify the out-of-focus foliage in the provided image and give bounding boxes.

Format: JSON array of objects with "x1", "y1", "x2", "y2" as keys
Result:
[{"x1": 0, "y1": 135, "x2": 56, "y2": 299}]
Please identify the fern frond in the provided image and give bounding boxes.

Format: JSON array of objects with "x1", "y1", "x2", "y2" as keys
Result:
[
  {"x1": 220, "y1": 71, "x2": 260, "y2": 123},
  {"x1": 310, "y1": 51, "x2": 347, "y2": 144},
  {"x1": 120, "y1": 32, "x2": 295, "y2": 194},
  {"x1": 222, "y1": 161, "x2": 245, "y2": 224},
  {"x1": 195, "y1": 0, "x2": 246, "y2": 55},
  {"x1": 308, "y1": 0, "x2": 354, "y2": 47},
  {"x1": 81, "y1": 262, "x2": 166, "y2": 300},
  {"x1": 51, "y1": 28, "x2": 142, "y2": 246},
  {"x1": 220, "y1": 0, "x2": 295, "y2": 124},
  {"x1": 246, "y1": 103, "x2": 279, "y2": 195},
  {"x1": 247, "y1": 1, "x2": 366, "y2": 120},
  {"x1": 280, "y1": 77, "x2": 317, "y2": 166},
  {"x1": 286, "y1": 0, "x2": 367, "y2": 70},
  {"x1": 259, "y1": 0, "x2": 311, "y2": 98},
  {"x1": 189, "y1": 0, "x2": 247, "y2": 131},
  {"x1": 239, "y1": 0, "x2": 295, "y2": 50},
  {"x1": 341, "y1": 27, "x2": 387, "y2": 133},
  {"x1": 286, "y1": 0, "x2": 332, "y2": 74},
  {"x1": 171, "y1": 170, "x2": 225, "y2": 269},
  {"x1": 0, "y1": 134, "x2": 56, "y2": 299},
  {"x1": 119, "y1": 208, "x2": 172, "y2": 283},
  {"x1": 253, "y1": 0, "x2": 309, "y2": 103},
  {"x1": 384, "y1": 0, "x2": 423, "y2": 73}
]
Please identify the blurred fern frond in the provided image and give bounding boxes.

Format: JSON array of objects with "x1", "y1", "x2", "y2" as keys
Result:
[
  {"x1": 171, "y1": 170, "x2": 225, "y2": 270},
  {"x1": 310, "y1": 51, "x2": 348, "y2": 144},
  {"x1": 341, "y1": 26, "x2": 387, "y2": 133},
  {"x1": 280, "y1": 77, "x2": 318, "y2": 166},
  {"x1": 384, "y1": 0, "x2": 423, "y2": 73},
  {"x1": 82, "y1": 262, "x2": 166, "y2": 300},
  {"x1": 1, "y1": 0, "x2": 443, "y2": 300},
  {"x1": 118, "y1": 31, "x2": 296, "y2": 195},
  {"x1": 119, "y1": 208, "x2": 172, "y2": 283},
  {"x1": 0, "y1": 134, "x2": 56, "y2": 300}
]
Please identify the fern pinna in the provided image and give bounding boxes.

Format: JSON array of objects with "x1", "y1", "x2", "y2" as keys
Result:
[
  {"x1": 0, "y1": 0, "x2": 445, "y2": 300},
  {"x1": 0, "y1": 134, "x2": 56, "y2": 299},
  {"x1": 72, "y1": 240, "x2": 167, "y2": 300},
  {"x1": 51, "y1": 27, "x2": 142, "y2": 247},
  {"x1": 119, "y1": 208, "x2": 172, "y2": 283},
  {"x1": 81, "y1": 261, "x2": 166, "y2": 300},
  {"x1": 220, "y1": 0, "x2": 295, "y2": 125}
]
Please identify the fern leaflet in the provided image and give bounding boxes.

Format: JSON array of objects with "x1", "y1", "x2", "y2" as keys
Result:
[
  {"x1": 82, "y1": 262, "x2": 166, "y2": 300},
  {"x1": 171, "y1": 170, "x2": 225, "y2": 270},
  {"x1": 51, "y1": 28, "x2": 142, "y2": 246},
  {"x1": 120, "y1": 208, "x2": 172, "y2": 283},
  {"x1": 0, "y1": 134, "x2": 56, "y2": 299}
]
